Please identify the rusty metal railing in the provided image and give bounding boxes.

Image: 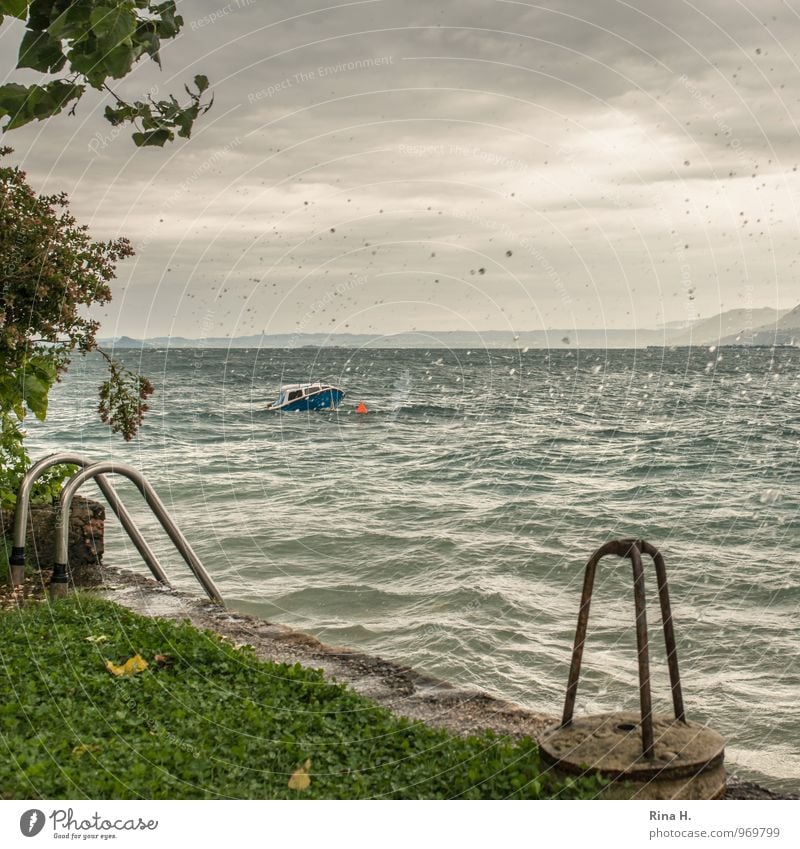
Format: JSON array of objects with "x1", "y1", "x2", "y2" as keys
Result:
[{"x1": 560, "y1": 538, "x2": 686, "y2": 758}]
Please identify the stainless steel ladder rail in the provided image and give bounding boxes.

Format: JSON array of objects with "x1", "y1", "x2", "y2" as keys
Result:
[
  {"x1": 51, "y1": 460, "x2": 223, "y2": 605},
  {"x1": 10, "y1": 452, "x2": 169, "y2": 588}
]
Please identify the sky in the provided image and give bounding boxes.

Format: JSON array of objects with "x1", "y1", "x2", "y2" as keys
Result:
[{"x1": 2, "y1": 0, "x2": 799, "y2": 339}]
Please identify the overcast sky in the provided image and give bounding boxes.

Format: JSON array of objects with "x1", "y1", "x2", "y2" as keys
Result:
[{"x1": 2, "y1": 0, "x2": 799, "y2": 338}]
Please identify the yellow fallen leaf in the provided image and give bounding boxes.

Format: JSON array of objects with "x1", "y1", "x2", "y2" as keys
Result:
[
  {"x1": 105, "y1": 654, "x2": 148, "y2": 677},
  {"x1": 288, "y1": 759, "x2": 311, "y2": 791},
  {"x1": 72, "y1": 743, "x2": 100, "y2": 758},
  {"x1": 85, "y1": 635, "x2": 109, "y2": 643}
]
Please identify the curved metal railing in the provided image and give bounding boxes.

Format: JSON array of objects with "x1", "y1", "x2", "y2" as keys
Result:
[
  {"x1": 51, "y1": 460, "x2": 222, "y2": 605},
  {"x1": 10, "y1": 453, "x2": 221, "y2": 605},
  {"x1": 10, "y1": 453, "x2": 168, "y2": 588}
]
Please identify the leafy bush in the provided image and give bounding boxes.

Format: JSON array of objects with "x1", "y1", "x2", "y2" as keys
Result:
[
  {"x1": 0, "y1": 148, "x2": 152, "y2": 506},
  {"x1": 0, "y1": 597, "x2": 606, "y2": 799}
]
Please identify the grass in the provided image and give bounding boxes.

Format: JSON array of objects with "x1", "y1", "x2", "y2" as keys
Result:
[{"x1": 0, "y1": 595, "x2": 606, "y2": 799}]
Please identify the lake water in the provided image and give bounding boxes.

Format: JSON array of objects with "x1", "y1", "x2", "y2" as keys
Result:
[{"x1": 26, "y1": 345, "x2": 800, "y2": 793}]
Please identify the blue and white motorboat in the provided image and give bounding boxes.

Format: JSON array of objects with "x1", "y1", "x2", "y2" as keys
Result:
[{"x1": 266, "y1": 382, "x2": 345, "y2": 411}]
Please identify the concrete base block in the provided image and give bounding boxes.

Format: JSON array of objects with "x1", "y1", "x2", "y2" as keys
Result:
[{"x1": 540, "y1": 711, "x2": 726, "y2": 800}]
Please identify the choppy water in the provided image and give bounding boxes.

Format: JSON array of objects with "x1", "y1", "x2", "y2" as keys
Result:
[{"x1": 26, "y1": 346, "x2": 800, "y2": 793}]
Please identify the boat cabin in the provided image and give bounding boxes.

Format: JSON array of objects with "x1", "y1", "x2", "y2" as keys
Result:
[{"x1": 266, "y1": 382, "x2": 343, "y2": 410}]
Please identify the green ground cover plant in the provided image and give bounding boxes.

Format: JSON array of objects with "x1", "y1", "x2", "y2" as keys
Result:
[{"x1": 0, "y1": 596, "x2": 606, "y2": 799}]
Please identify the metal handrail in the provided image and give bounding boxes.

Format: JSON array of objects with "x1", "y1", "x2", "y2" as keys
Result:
[
  {"x1": 560, "y1": 538, "x2": 686, "y2": 759},
  {"x1": 10, "y1": 452, "x2": 169, "y2": 588},
  {"x1": 52, "y1": 460, "x2": 223, "y2": 605}
]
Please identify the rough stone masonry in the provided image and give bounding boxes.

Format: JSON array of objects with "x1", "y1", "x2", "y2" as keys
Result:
[{"x1": 1, "y1": 497, "x2": 105, "y2": 587}]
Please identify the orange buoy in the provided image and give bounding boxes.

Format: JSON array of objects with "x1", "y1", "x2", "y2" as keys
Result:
[{"x1": 355, "y1": 402, "x2": 368, "y2": 414}]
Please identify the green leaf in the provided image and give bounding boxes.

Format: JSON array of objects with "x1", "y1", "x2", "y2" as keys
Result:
[
  {"x1": 173, "y1": 103, "x2": 199, "y2": 138},
  {"x1": 14, "y1": 356, "x2": 57, "y2": 421},
  {"x1": 46, "y1": 80, "x2": 84, "y2": 112},
  {"x1": 17, "y1": 29, "x2": 67, "y2": 73},
  {"x1": 28, "y1": 355, "x2": 58, "y2": 385},
  {"x1": 102, "y1": 43, "x2": 137, "y2": 78},
  {"x1": 48, "y1": 4, "x2": 92, "y2": 41},
  {"x1": 138, "y1": 29, "x2": 160, "y2": 65},
  {"x1": 104, "y1": 102, "x2": 136, "y2": 125},
  {"x1": 0, "y1": 80, "x2": 84, "y2": 129},
  {"x1": 152, "y1": 0, "x2": 181, "y2": 38},
  {"x1": 0, "y1": 83, "x2": 34, "y2": 130},
  {"x1": 21, "y1": 373, "x2": 49, "y2": 420},
  {"x1": 132, "y1": 128, "x2": 172, "y2": 147},
  {"x1": 0, "y1": 0, "x2": 28, "y2": 21},
  {"x1": 90, "y1": 5, "x2": 138, "y2": 51},
  {"x1": 28, "y1": 85, "x2": 57, "y2": 119},
  {"x1": 0, "y1": 0, "x2": 210, "y2": 145}
]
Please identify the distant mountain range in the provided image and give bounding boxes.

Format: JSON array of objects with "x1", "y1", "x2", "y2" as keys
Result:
[
  {"x1": 720, "y1": 303, "x2": 800, "y2": 346},
  {"x1": 102, "y1": 304, "x2": 800, "y2": 349},
  {"x1": 665, "y1": 306, "x2": 800, "y2": 347}
]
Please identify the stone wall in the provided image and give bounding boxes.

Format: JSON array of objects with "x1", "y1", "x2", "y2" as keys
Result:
[{"x1": 1, "y1": 497, "x2": 106, "y2": 586}]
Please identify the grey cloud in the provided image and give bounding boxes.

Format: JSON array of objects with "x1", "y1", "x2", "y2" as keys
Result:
[{"x1": 1, "y1": 0, "x2": 798, "y2": 335}]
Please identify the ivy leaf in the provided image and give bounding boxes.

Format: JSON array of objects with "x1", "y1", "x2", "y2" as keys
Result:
[
  {"x1": 288, "y1": 758, "x2": 312, "y2": 791},
  {"x1": 105, "y1": 654, "x2": 149, "y2": 677},
  {"x1": 193, "y1": 74, "x2": 209, "y2": 93}
]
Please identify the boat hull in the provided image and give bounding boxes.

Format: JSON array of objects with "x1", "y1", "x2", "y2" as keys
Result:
[{"x1": 273, "y1": 388, "x2": 345, "y2": 411}]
